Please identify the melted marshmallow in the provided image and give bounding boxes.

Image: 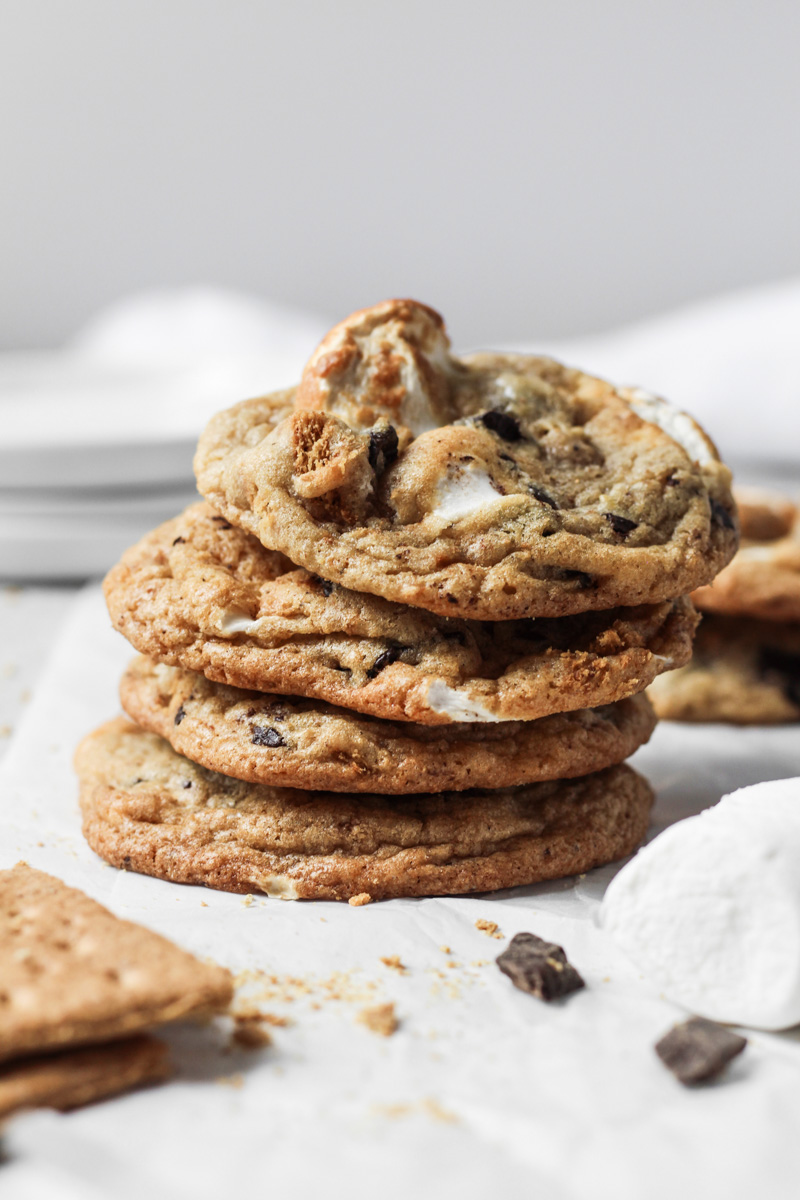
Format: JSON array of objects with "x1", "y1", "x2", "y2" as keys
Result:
[
  {"x1": 425, "y1": 681, "x2": 502, "y2": 722},
  {"x1": 218, "y1": 610, "x2": 260, "y2": 635},
  {"x1": 432, "y1": 467, "x2": 505, "y2": 523},
  {"x1": 602, "y1": 778, "x2": 800, "y2": 1030},
  {"x1": 625, "y1": 388, "x2": 716, "y2": 467}
]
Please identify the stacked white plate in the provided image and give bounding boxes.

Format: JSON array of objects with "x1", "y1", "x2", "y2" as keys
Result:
[{"x1": 0, "y1": 289, "x2": 329, "y2": 580}]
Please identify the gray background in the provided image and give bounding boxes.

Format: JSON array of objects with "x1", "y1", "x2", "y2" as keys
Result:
[{"x1": 2, "y1": 0, "x2": 799, "y2": 349}]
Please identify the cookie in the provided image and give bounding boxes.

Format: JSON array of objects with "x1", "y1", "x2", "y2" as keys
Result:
[
  {"x1": 0, "y1": 864, "x2": 233, "y2": 1063},
  {"x1": 692, "y1": 488, "x2": 800, "y2": 622},
  {"x1": 75, "y1": 718, "x2": 655, "y2": 902},
  {"x1": 194, "y1": 299, "x2": 736, "y2": 620},
  {"x1": 0, "y1": 1036, "x2": 169, "y2": 1122},
  {"x1": 104, "y1": 503, "x2": 697, "y2": 725},
  {"x1": 119, "y1": 654, "x2": 657, "y2": 793},
  {"x1": 648, "y1": 614, "x2": 800, "y2": 723}
]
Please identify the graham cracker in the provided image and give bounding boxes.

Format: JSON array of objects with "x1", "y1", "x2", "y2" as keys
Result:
[
  {"x1": 0, "y1": 864, "x2": 233, "y2": 1063},
  {"x1": 0, "y1": 1035, "x2": 170, "y2": 1121}
]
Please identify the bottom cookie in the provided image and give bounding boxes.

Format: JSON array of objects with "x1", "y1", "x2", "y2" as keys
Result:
[
  {"x1": 75, "y1": 718, "x2": 654, "y2": 902},
  {"x1": 649, "y1": 615, "x2": 800, "y2": 724}
]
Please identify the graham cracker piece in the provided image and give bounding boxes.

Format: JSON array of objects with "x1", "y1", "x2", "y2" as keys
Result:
[
  {"x1": 0, "y1": 864, "x2": 233, "y2": 1064},
  {"x1": 0, "y1": 1035, "x2": 170, "y2": 1121}
]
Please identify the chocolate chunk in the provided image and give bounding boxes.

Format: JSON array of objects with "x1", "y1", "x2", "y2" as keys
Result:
[
  {"x1": 664, "y1": 471, "x2": 680, "y2": 488},
  {"x1": 368, "y1": 425, "x2": 399, "y2": 472},
  {"x1": 171, "y1": 536, "x2": 186, "y2": 545},
  {"x1": 529, "y1": 484, "x2": 559, "y2": 509},
  {"x1": 182, "y1": 780, "x2": 193, "y2": 789},
  {"x1": 496, "y1": 932, "x2": 585, "y2": 1001},
  {"x1": 710, "y1": 498, "x2": 736, "y2": 531},
  {"x1": 480, "y1": 409, "x2": 522, "y2": 442},
  {"x1": 604, "y1": 512, "x2": 638, "y2": 538},
  {"x1": 442, "y1": 629, "x2": 466, "y2": 645},
  {"x1": 365, "y1": 647, "x2": 403, "y2": 679},
  {"x1": 310, "y1": 574, "x2": 334, "y2": 597},
  {"x1": 655, "y1": 1017, "x2": 747, "y2": 1086},
  {"x1": 759, "y1": 646, "x2": 800, "y2": 707},
  {"x1": 174, "y1": 705, "x2": 186, "y2": 726},
  {"x1": 251, "y1": 725, "x2": 285, "y2": 748},
  {"x1": 210, "y1": 516, "x2": 233, "y2": 530}
]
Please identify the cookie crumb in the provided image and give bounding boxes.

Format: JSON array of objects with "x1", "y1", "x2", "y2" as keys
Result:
[
  {"x1": 439, "y1": 945, "x2": 452, "y2": 954},
  {"x1": 0, "y1": 725, "x2": 12, "y2": 739},
  {"x1": 241, "y1": 894, "x2": 254, "y2": 907},
  {"x1": 358, "y1": 1002, "x2": 399, "y2": 1037},
  {"x1": 349, "y1": 893, "x2": 372, "y2": 907},
  {"x1": 231, "y1": 1018, "x2": 273, "y2": 1050},
  {"x1": 380, "y1": 955, "x2": 407, "y2": 974},
  {"x1": 217, "y1": 1072, "x2": 245, "y2": 1088},
  {"x1": 475, "y1": 918, "x2": 504, "y2": 939}
]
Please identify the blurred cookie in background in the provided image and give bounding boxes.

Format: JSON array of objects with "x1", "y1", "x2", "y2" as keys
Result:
[{"x1": 650, "y1": 489, "x2": 800, "y2": 723}]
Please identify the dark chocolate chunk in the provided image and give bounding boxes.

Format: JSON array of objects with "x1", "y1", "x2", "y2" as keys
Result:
[
  {"x1": 655, "y1": 1017, "x2": 747, "y2": 1086},
  {"x1": 251, "y1": 725, "x2": 285, "y2": 748},
  {"x1": 172, "y1": 536, "x2": 186, "y2": 545},
  {"x1": 174, "y1": 705, "x2": 186, "y2": 726},
  {"x1": 368, "y1": 425, "x2": 399, "y2": 472},
  {"x1": 759, "y1": 646, "x2": 800, "y2": 707},
  {"x1": 365, "y1": 646, "x2": 403, "y2": 679},
  {"x1": 211, "y1": 516, "x2": 233, "y2": 530},
  {"x1": 310, "y1": 574, "x2": 334, "y2": 597},
  {"x1": 604, "y1": 512, "x2": 638, "y2": 538},
  {"x1": 182, "y1": 780, "x2": 193, "y2": 789},
  {"x1": 529, "y1": 484, "x2": 559, "y2": 509},
  {"x1": 480, "y1": 409, "x2": 522, "y2": 442},
  {"x1": 496, "y1": 932, "x2": 585, "y2": 1001},
  {"x1": 710, "y1": 498, "x2": 736, "y2": 531}
]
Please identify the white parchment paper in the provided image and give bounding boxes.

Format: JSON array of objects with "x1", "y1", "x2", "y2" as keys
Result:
[{"x1": 1, "y1": 585, "x2": 799, "y2": 1200}]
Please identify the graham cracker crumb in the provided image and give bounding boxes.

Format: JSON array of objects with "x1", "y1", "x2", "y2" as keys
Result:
[
  {"x1": 358, "y1": 1002, "x2": 398, "y2": 1037},
  {"x1": 349, "y1": 893, "x2": 372, "y2": 907},
  {"x1": 231, "y1": 1018, "x2": 273, "y2": 1050},
  {"x1": 380, "y1": 955, "x2": 407, "y2": 974},
  {"x1": 475, "y1": 918, "x2": 504, "y2": 939}
]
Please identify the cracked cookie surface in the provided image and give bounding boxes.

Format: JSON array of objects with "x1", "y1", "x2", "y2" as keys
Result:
[
  {"x1": 104, "y1": 503, "x2": 697, "y2": 725},
  {"x1": 120, "y1": 655, "x2": 656, "y2": 793},
  {"x1": 76, "y1": 719, "x2": 655, "y2": 902},
  {"x1": 195, "y1": 299, "x2": 736, "y2": 620}
]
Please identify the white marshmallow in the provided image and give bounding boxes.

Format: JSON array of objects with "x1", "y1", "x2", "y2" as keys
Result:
[
  {"x1": 624, "y1": 387, "x2": 716, "y2": 467},
  {"x1": 425, "y1": 680, "x2": 502, "y2": 723},
  {"x1": 432, "y1": 466, "x2": 505, "y2": 523},
  {"x1": 601, "y1": 778, "x2": 800, "y2": 1030}
]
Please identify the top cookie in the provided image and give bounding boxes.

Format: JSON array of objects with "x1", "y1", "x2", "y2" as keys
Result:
[
  {"x1": 195, "y1": 299, "x2": 737, "y2": 620},
  {"x1": 692, "y1": 488, "x2": 800, "y2": 622}
]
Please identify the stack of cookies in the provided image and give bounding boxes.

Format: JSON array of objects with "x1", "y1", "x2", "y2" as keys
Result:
[
  {"x1": 650, "y1": 488, "x2": 800, "y2": 723},
  {"x1": 76, "y1": 300, "x2": 738, "y2": 902}
]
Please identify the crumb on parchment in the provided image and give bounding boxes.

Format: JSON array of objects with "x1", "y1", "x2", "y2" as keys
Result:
[
  {"x1": 475, "y1": 918, "x2": 504, "y2": 939},
  {"x1": 380, "y1": 955, "x2": 407, "y2": 974},
  {"x1": 357, "y1": 1002, "x2": 399, "y2": 1037},
  {"x1": 349, "y1": 893, "x2": 372, "y2": 907}
]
